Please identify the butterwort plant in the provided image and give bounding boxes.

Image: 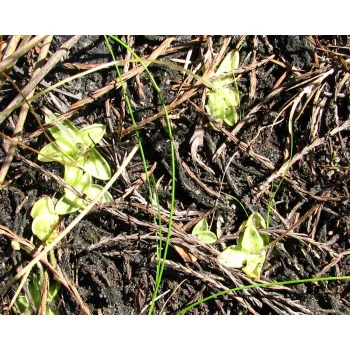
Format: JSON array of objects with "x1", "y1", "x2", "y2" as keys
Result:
[
  {"x1": 217, "y1": 212, "x2": 270, "y2": 279},
  {"x1": 39, "y1": 107, "x2": 111, "y2": 180},
  {"x1": 191, "y1": 212, "x2": 270, "y2": 279},
  {"x1": 205, "y1": 50, "x2": 240, "y2": 129},
  {"x1": 36, "y1": 108, "x2": 113, "y2": 216},
  {"x1": 13, "y1": 271, "x2": 61, "y2": 315},
  {"x1": 15, "y1": 108, "x2": 114, "y2": 315}
]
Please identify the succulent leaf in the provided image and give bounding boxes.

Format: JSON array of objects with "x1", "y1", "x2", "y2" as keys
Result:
[
  {"x1": 78, "y1": 148, "x2": 112, "y2": 180},
  {"x1": 217, "y1": 246, "x2": 247, "y2": 268},
  {"x1": 32, "y1": 213, "x2": 59, "y2": 241},
  {"x1": 78, "y1": 124, "x2": 106, "y2": 148},
  {"x1": 31, "y1": 197, "x2": 56, "y2": 218},
  {"x1": 192, "y1": 218, "x2": 217, "y2": 244},
  {"x1": 192, "y1": 230, "x2": 217, "y2": 244},
  {"x1": 44, "y1": 108, "x2": 78, "y2": 142}
]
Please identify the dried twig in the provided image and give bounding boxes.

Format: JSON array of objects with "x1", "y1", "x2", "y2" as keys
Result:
[
  {"x1": 0, "y1": 36, "x2": 53, "y2": 186},
  {"x1": 0, "y1": 35, "x2": 81, "y2": 125},
  {"x1": 0, "y1": 225, "x2": 90, "y2": 314},
  {"x1": 0, "y1": 35, "x2": 49, "y2": 74}
]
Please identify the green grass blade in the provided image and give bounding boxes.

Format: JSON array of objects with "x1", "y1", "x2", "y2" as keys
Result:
[
  {"x1": 177, "y1": 275, "x2": 350, "y2": 314},
  {"x1": 105, "y1": 36, "x2": 176, "y2": 314}
]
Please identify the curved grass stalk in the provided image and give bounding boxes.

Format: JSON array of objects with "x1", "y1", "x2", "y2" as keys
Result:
[
  {"x1": 105, "y1": 35, "x2": 176, "y2": 315},
  {"x1": 177, "y1": 275, "x2": 350, "y2": 314},
  {"x1": 103, "y1": 36, "x2": 163, "y2": 283},
  {"x1": 222, "y1": 192, "x2": 249, "y2": 218}
]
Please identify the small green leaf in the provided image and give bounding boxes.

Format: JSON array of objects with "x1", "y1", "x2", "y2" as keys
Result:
[
  {"x1": 242, "y1": 253, "x2": 266, "y2": 279},
  {"x1": 206, "y1": 88, "x2": 239, "y2": 127},
  {"x1": 223, "y1": 108, "x2": 238, "y2": 127},
  {"x1": 45, "y1": 108, "x2": 78, "y2": 142},
  {"x1": 31, "y1": 197, "x2": 56, "y2": 218},
  {"x1": 15, "y1": 295, "x2": 32, "y2": 314},
  {"x1": 32, "y1": 213, "x2": 59, "y2": 241},
  {"x1": 83, "y1": 184, "x2": 113, "y2": 204},
  {"x1": 55, "y1": 173, "x2": 92, "y2": 215},
  {"x1": 241, "y1": 225, "x2": 264, "y2": 254},
  {"x1": 221, "y1": 87, "x2": 238, "y2": 108},
  {"x1": 192, "y1": 218, "x2": 209, "y2": 235},
  {"x1": 192, "y1": 230, "x2": 217, "y2": 244},
  {"x1": 55, "y1": 137, "x2": 76, "y2": 156},
  {"x1": 238, "y1": 212, "x2": 267, "y2": 254},
  {"x1": 76, "y1": 172, "x2": 92, "y2": 192},
  {"x1": 64, "y1": 164, "x2": 84, "y2": 187},
  {"x1": 28, "y1": 274, "x2": 42, "y2": 303},
  {"x1": 214, "y1": 51, "x2": 240, "y2": 89},
  {"x1": 78, "y1": 148, "x2": 111, "y2": 180},
  {"x1": 218, "y1": 211, "x2": 270, "y2": 279},
  {"x1": 192, "y1": 218, "x2": 217, "y2": 244},
  {"x1": 55, "y1": 195, "x2": 84, "y2": 215},
  {"x1": 38, "y1": 142, "x2": 63, "y2": 162},
  {"x1": 217, "y1": 245, "x2": 247, "y2": 268},
  {"x1": 48, "y1": 281, "x2": 61, "y2": 301},
  {"x1": 247, "y1": 212, "x2": 266, "y2": 230},
  {"x1": 78, "y1": 124, "x2": 106, "y2": 148},
  {"x1": 216, "y1": 50, "x2": 240, "y2": 76}
]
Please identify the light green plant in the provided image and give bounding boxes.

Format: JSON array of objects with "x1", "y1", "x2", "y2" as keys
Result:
[
  {"x1": 37, "y1": 108, "x2": 113, "y2": 216},
  {"x1": 13, "y1": 271, "x2": 60, "y2": 315},
  {"x1": 191, "y1": 218, "x2": 217, "y2": 244},
  {"x1": 39, "y1": 109, "x2": 111, "y2": 181},
  {"x1": 30, "y1": 197, "x2": 60, "y2": 242},
  {"x1": 217, "y1": 212, "x2": 270, "y2": 279},
  {"x1": 206, "y1": 50, "x2": 240, "y2": 129},
  {"x1": 191, "y1": 212, "x2": 269, "y2": 279},
  {"x1": 21, "y1": 108, "x2": 115, "y2": 315}
]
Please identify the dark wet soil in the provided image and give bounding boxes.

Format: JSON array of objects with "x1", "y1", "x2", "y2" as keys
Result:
[{"x1": 1, "y1": 35, "x2": 350, "y2": 314}]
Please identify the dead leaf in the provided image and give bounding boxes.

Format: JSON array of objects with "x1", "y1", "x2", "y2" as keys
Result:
[
  {"x1": 190, "y1": 126, "x2": 204, "y2": 171},
  {"x1": 174, "y1": 245, "x2": 197, "y2": 263}
]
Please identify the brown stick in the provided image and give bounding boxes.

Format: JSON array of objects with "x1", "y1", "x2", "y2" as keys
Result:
[
  {"x1": 0, "y1": 35, "x2": 49, "y2": 73},
  {"x1": 0, "y1": 36, "x2": 54, "y2": 186},
  {"x1": 0, "y1": 225, "x2": 91, "y2": 314},
  {"x1": 0, "y1": 35, "x2": 81, "y2": 125}
]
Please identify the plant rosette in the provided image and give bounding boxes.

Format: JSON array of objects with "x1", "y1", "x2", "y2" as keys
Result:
[
  {"x1": 205, "y1": 50, "x2": 240, "y2": 129},
  {"x1": 217, "y1": 212, "x2": 270, "y2": 279},
  {"x1": 38, "y1": 109, "x2": 111, "y2": 181}
]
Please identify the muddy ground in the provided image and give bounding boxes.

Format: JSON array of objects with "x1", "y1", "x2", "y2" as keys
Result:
[{"x1": 0, "y1": 35, "x2": 349, "y2": 315}]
